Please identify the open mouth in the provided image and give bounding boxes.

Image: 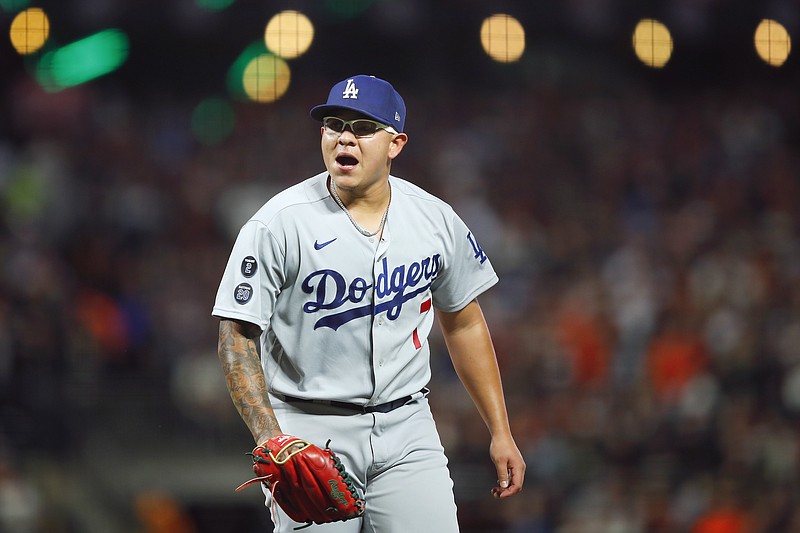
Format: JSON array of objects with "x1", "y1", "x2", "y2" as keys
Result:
[{"x1": 336, "y1": 154, "x2": 359, "y2": 167}]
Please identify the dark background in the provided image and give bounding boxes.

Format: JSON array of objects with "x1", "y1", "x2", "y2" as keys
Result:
[{"x1": 1, "y1": 1, "x2": 799, "y2": 531}]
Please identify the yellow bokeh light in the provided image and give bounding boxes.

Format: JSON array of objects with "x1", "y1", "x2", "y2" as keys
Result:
[
  {"x1": 632, "y1": 19, "x2": 673, "y2": 68},
  {"x1": 480, "y1": 14, "x2": 525, "y2": 63},
  {"x1": 754, "y1": 19, "x2": 791, "y2": 67},
  {"x1": 9, "y1": 7, "x2": 50, "y2": 55},
  {"x1": 243, "y1": 54, "x2": 291, "y2": 103},
  {"x1": 264, "y1": 10, "x2": 314, "y2": 59}
]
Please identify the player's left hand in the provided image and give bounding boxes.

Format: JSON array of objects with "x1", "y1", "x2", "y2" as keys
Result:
[{"x1": 489, "y1": 434, "x2": 526, "y2": 499}]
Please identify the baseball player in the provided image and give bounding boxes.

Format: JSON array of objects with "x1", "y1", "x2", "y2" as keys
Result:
[{"x1": 213, "y1": 74, "x2": 525, "y2": 532}]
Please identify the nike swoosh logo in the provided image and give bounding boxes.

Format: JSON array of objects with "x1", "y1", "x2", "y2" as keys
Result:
[{"x1": 314, "y1": 238, "x2": 337, "y2": 250}]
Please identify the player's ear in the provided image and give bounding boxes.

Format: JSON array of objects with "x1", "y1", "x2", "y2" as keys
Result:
[{"x1": 387, "y1": 132, "x2": 408, "y2": 160}]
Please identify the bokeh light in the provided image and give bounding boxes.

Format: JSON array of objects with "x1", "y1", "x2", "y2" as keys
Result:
[
  {"x1": 480, "y1": 14, "x2": 525, "y2": 63},
  {"x1": 35, "y1": 29, "x2": 129, "y2": 91},
  {"x1": 9, "y1": 7, "x2": 49, "y2": 55},
  {"x1": 5, "y1": 4, "x2": 800, "y2": 533},
  {"x1": 754, "y1": 19, "x2": 791, "y2": 67},
  {"x1": 264, "y1": 10, "x2": 314, "y2": 59},
  {"x1": 242, "y1": 54, "x2": 291, "y2": 103},
  {"x1": 191, "y1": 98, "x2": 236, "y2": 145},
  {"x1": 0, "y1": 0, "x2": 31, "y2": 12},
  {"x1": 632, "y1": 18, "x2": 673, "y2": 68},
  {"x1": 227, "y1": 41, "x2": 267, "y2": 100},
  {"x1": 195, "y1": 0, "x2": 235, "y2": 11}
]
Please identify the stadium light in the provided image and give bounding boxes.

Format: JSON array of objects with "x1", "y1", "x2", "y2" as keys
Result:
[
  {"x1": 632, "y1": 19, "x2": 673, "y2": 68},
  {"x1": 754, "y1": 19, "x2": 791, "y2": 67},
  {"x1": 264, "y1": 10, "x2": 314, "y2": 59},
  {"x1": 480, "y1": 14, "x2": 525, "y2": 63},
  {"x1": 9, "y1": 7, "x2": 49, "y2": 54},
  {"x1": 242, "y1": 54, "x2": 291, "y2": 103}
]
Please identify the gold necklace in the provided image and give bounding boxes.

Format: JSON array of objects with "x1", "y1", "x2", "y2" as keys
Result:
[{"x1": 329, "y1": 178, "x2": 390, "y2": 237}]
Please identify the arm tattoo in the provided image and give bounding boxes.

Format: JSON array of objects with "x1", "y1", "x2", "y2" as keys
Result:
[{"x1": 218, "y1": 319, "x2": 281, "y2": 443}]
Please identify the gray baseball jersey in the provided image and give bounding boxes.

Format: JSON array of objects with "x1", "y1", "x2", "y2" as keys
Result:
[{"x1": 212, "y1": 171, "x2": 498, "y2": 406}]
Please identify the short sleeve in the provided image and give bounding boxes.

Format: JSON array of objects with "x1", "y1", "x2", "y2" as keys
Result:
[
  {"x1": 430, "y1": 211, "x2": 498, "y2": 312},
  {"x1": 212, "y1": 220, "x2": 286, "y2": 329}
]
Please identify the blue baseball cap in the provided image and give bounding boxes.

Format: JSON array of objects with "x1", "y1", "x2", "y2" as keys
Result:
[{"x1": 310, "y1": 75, "x2": 406, "y2": 132}]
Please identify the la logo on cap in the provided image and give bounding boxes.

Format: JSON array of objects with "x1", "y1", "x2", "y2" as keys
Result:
[{"x1": 342, "y1": 79, "x2": 359, "y2": 99}]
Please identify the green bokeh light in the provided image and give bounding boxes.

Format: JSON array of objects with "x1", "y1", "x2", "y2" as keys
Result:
[
  {"x1": 191, "y1": 98, "x2": 236, "y2": 145},
  {"x1": 195, "y1": 0, "x2": 235, "y2": 11},
  {"x1": 35, "y1": 29, "x2": 129, "y2": 91},
  {"x1": 0, "y1": 0, "x2": 32, "y2": 13}
]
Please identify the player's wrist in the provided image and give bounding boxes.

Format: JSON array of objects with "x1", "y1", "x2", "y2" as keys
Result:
[
  {"x1": 487, "y1": 424, "x2": 514, "y2": 440},
  {"x1": 255, "y1": 432, "x2": 284, "y2": 448}
]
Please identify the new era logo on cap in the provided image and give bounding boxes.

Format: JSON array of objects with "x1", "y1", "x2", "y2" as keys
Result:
[{"x1": 310, "y1": 75, "x2": 406, "y2": 131}]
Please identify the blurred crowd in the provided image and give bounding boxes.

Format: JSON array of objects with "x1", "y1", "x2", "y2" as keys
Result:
[{"x1": 2, "y1": 52, "x2": 800, "y2": 532}]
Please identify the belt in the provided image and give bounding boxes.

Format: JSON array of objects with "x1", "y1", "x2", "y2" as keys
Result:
[{"x1": 274, "y1": 388, "x2": 428, "y2": 414}]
